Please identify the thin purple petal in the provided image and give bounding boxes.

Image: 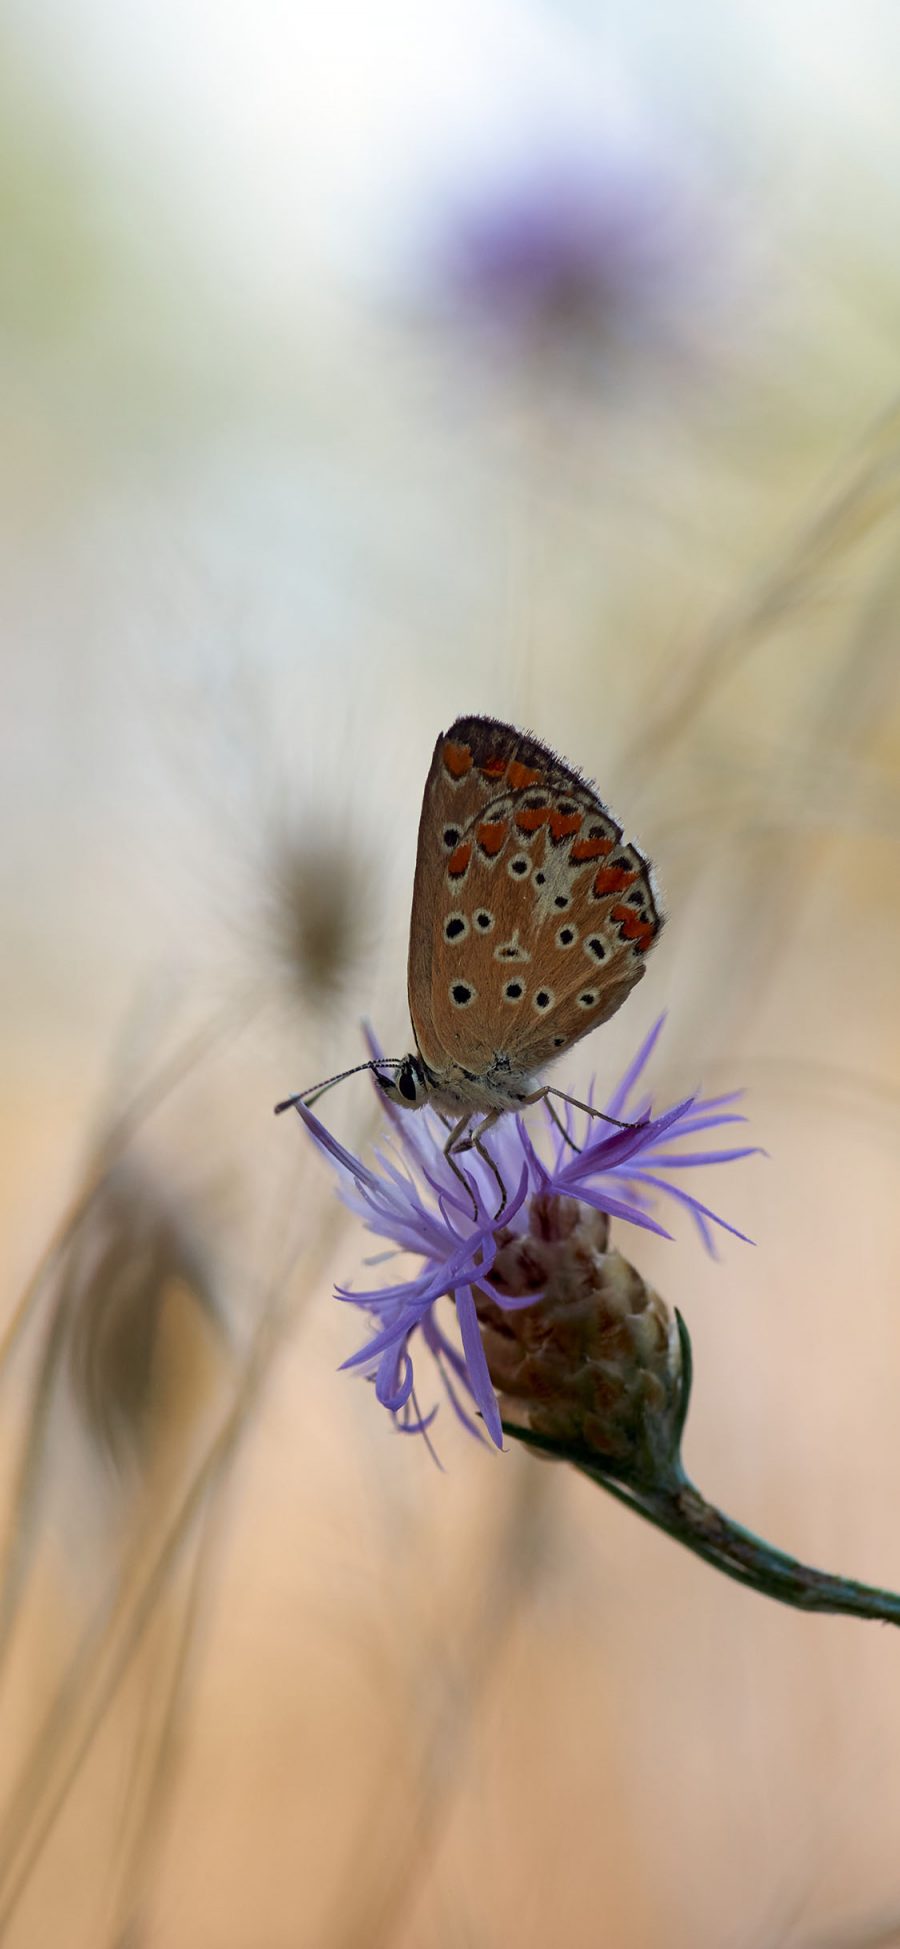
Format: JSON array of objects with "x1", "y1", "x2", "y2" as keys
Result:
[
  {"x1": 479, "y1": 1281, "x2": 548, "y2": 1312},
  {"x1": 424, "y1": 1315, "x2": 490, "y2": 1442},
  {"x1": 553, "y1": 1097, "x2": 695, "y2": 1186},
  {"x1": 376, "y1": 1344, "x2": 414, "y2": 1411},
  {"x1": 456, "y1": 1286, "x2": 504, "y2": 1448},
  {"x1": 639, "y1": 1145, "x2": 762, "y2": 1168},
  {"x1": 659, "y1": 1111, "x2": 749, "y2": 1139},
  {"x1": 340, "y1": 1314, "x2": 419, "y2": 1372},
  {"x1": 603, "y1": 1012, "x2": 667, "y2": 1118},
  {"x1": 295, "y1": 1101, "x2": 385, "y2": 1194},
  {"x1": 564, "y1": 1185, "x2": 674, "y2": 1236},
  {"x1": 628, "y1": 1170, "x2": 755, "y2": 1245}
]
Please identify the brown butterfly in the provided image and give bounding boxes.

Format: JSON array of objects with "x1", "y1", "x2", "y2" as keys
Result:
[{"x1": 276, "y1": 715, "x2": 663, "y2": 1208}]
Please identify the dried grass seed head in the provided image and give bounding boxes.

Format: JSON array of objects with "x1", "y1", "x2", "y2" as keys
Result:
[
  {"x1": 263, "y1": 825, "x2": 370, "y2": 1011},
  {"x1": 61, "y1": 1164, "x2": 224, "y2": 1474}
]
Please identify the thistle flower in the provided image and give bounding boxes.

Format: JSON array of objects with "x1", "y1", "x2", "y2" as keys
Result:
[
  {"x1": 292, "y1": 1017, "x2": 757, "y2": 1455},
  {"x1": 437, "y1": 155, "x2": 694, "y2": 362},
  {"x1": 414, "y1": 102, "x2": 725, "y2": 389}
]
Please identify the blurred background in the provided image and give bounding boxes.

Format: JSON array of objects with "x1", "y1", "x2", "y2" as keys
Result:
[{"x1": 2, "y1": 0, "x2": 900, "y2": 1943}]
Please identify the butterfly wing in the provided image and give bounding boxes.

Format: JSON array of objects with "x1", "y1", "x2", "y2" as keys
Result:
[
  {"x1": 407, "y1": 721, "x2": 507, "y2": 1078},
  {"x1": 407, "y1": 715, "x2": 663, "y2": 1086}
]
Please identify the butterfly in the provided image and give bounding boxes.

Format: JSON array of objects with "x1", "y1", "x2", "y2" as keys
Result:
[{"x1": 276, "y1": 715, "x2": 663, "y2": 1209}]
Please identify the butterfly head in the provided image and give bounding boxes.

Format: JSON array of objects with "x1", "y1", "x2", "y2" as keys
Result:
[{"x1": 373, "y1": 1052, "x2": 432, "y2": 1110}]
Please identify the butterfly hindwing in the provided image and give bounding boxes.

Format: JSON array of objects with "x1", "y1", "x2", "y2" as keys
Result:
[{"x1": 407, "y1": 715, "x2": 663, "y2": 1086}]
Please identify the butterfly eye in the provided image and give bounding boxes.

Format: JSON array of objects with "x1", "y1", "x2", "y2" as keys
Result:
[
  {"x1": 585, "y1": 935, "x2": 607, "y2": 961},
  {"x1": 507, "y1": 854, "x2": 531, "y2": 879},
  {"x1": 474, "y1": 909, "x2": 494, "y2": 932},
  {"x1": 534, "y1": 871, "x2": 546, "y2": 886},
  {"x1": 444, "y1": 913, "x2": 468, "y2": 942},
  {"x1": 556, "y1": 926, "x2": 576, "y2": 948},
  {"x1": 533, "y1": 989, "x2": 553, "y2": 1011},
  {"x1": 450, "y1": 982, "x2": 476, "y2": 1008},
  {"x1": 503, "y1": 980, "x2": 524, "y2": 1003},
  {"x1": 578, "y1": 991, "x2": 598, "y2": 1009},
  {"x1": 553, "y1": 894, "x2": 570, "y2": 910},
  {"x1": 442, "y1": 827, "x2": 461, "y2": 850}
]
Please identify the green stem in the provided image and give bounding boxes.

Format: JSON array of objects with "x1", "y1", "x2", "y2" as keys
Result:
[{"x1": 504, "y1": 1424, "x2": 900, "y2": 1626}]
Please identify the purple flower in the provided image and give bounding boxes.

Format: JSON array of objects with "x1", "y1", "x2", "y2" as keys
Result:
[
  {"x1": 293, "y1": 1017, "x2": 758, "y2": 1452},
  {"x1": 438, "y1": 157, "x2": 692, "y2": 354},
  {"x1": 412, "y1": 112, "x2": 727, "y2": 384}
]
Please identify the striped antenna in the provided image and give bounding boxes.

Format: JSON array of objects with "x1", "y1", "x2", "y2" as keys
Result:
[{"x1": 274, "y1": 1059, "x2": 403, "y2": 1115}]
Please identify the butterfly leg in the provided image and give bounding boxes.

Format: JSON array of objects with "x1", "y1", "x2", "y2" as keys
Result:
[
  {"x1": 522, "y1": 1086, "x2": 641, "y2": 1134},
  {"x1": 446, "y1": 1111, "x2": 508, "y2": 1219},
  {"x1": 441, "y1": 1113, "x2": 481, "y2": 1220},
  {"x1": 541, "y1": 1095, "x2": 582, "y2": 1155}
]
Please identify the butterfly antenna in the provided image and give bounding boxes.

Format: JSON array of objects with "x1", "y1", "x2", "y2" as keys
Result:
[{"x1": 274, "y1": 1059, "x2": 403, "y2": 1116}]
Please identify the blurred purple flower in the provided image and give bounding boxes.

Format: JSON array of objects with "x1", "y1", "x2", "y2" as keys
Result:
[
  {"x1": 442, "y1": 163, "x2": 687, "y2": 346},
  {"x1": 421, "y1": 130, "x2": 719, "y2": 376},
  {"x1": 293, "y1": 1016, "x2": 758, "y2": 1451}
]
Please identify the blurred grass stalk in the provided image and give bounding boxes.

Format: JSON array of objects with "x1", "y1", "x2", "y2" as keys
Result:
[
  {"x1": 0, "y1": 987, "x2": 347, "y2": 1939},
  {"x1": 0, "y1": 1202, "x2": 342, "y2": 1940},
  {"x1": 626, "y1": 392, "x2": 900, "y2": 781}
]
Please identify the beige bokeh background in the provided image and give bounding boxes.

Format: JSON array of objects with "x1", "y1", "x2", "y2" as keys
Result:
[{"x1": 3, "y1": 4, "x2": 900, "y2": 1944}]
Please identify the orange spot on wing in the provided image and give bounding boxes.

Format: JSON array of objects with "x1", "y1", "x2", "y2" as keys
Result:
[
  {"x1": 593, "y1": 867, "x2": 638, "y2": 896},
  {"x1": 515, "y1": 805, "x2": 549, "y2": 833},
  {"x1": 447, "y1": 843, "x2": 472, "y2": 878},
  {"x1": 476, "y1": 820, "x2": 507, "y2": 856},
  {"x1": 443, "y1": 741, "x2": 473, "y2": 779},
  {"x1": 549, "y1": 810, "x2": 583, "y2": 843},
  {"x1": 479, "y1": 756, "x2": 507, "y2": 780},
  {"x1": 611, "y1": 903, "x2": 655, "y2": 949},
  {"x1": 507, "y1": 760, "x2": 541, "y2": 791},
  {"x1": 570, "y1": 835, "x2": 613, "y2": 864}
]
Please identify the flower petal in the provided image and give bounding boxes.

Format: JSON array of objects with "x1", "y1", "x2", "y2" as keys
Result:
[
  {"x1": 456, "y1": 1286, "x2": 504, "y2": 1448},
  {"x1": 603, "y1": 1012, "x2": 667, "y2": 1118},
  {"x1": 376, "y1": 1344, "x2": 414, "y2": 1411},
  {"x1": 639, "y1": 1145, "x2": 762, "y2": 1168},
  {"x1": 565, "y1": 1185, "x2": 674, "y2": 1236},
  {"x1": 629, "y1": 1170, "x2": 755, "y2": 1247},
  {"x1": 295, "y1": 1101, "x2": 385, "y2": 1193},
  {"x1": 656, "y1": 1110, "x2": 748, "y2": 1139},
  {"x1": 340, "y1": 1312, "x2": 421, "y2": 1372},
  {"x1": 424, "y1": 1314, "x2": 490, "y2": 1442},
  {"x1": 554, "y1": 1097, "x2": 696, "y2": 1185}
]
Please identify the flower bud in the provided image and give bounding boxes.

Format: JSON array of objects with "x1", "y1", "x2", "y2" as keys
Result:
[{"x1": 477, "y1": 1191, "x2": 686, "y2": 1484}]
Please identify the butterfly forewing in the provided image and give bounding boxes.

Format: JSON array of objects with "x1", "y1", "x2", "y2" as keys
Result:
[{"x1": 407, "y1": 715, "x2": 662, "y2": 1095}]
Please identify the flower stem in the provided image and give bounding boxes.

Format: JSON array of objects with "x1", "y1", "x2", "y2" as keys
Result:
[{"x1": 503, "y1": 1424, "x2": 900, "y2": 1626}]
